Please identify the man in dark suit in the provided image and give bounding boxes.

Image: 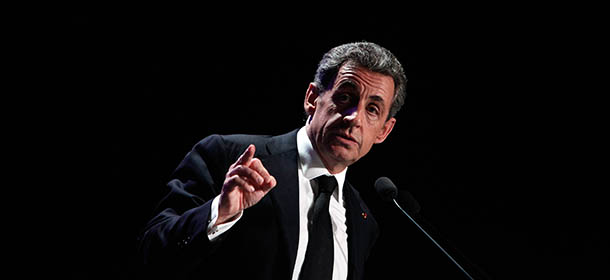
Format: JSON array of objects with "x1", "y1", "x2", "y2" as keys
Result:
[{"x1": 138, "y1": 42, "x2": 407, "y2": 280}]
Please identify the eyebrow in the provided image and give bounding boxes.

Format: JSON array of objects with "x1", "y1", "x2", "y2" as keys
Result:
[
  {"x1": 336, "y1": 80, "x2": 360, "y2": 92},
  {"x1": 369, "y1": 95, "x2": 385, "y2": 104}
]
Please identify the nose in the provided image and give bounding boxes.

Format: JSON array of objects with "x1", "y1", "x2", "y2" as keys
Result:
[{"x1": 342, "y1": 105, "x2": 362, "y2": 126}]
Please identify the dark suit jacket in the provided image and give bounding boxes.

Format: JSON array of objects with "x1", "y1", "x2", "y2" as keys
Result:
[{"x1": 138, "y1": 129, "x2": 379, "y2": 279}]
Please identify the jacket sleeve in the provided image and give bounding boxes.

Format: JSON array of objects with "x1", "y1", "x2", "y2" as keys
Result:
[{"x1": 137, "y1": 134, "x2": 232, "y2": 267}]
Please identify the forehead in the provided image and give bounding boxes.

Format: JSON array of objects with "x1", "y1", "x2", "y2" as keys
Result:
[{"x1": 334, "y1": 63, "x2": 395, "y2": 99}]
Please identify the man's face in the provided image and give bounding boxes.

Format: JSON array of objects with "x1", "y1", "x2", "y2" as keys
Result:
[{"x1": 305, "y1": 63, "x2": 397, "y2": 173}]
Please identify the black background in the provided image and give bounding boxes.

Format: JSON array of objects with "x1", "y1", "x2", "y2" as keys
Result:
[{"x1": 57, "y1": 7, "x2": 607, "y2": 279}]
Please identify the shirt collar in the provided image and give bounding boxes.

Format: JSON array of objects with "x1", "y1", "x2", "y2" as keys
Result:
[{"x1": 297, "y1": 126, "x2": 347, "y2": 200}]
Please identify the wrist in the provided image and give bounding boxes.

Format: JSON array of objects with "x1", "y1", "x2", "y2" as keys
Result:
[
  {"x1": 216, "y1": 194, "x2": 243, "y2": 226},
  {"x1": 216, "y1": 209, "x2": 241, "y2": 226},
  {"x1": 207, "y1": 195, "x2": 243, "y2": 241}
]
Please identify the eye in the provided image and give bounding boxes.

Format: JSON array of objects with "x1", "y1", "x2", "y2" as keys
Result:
[
  {"x1": 335, "y1": 92, "x2": 352, "y2": 104},
  {"x1": 367, "y1": 104, "x2": 380, "y2": 115}
]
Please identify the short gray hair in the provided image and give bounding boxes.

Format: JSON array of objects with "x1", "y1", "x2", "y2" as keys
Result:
[{"x1": 313, "y1": 42, "x2": 407, "y2": 120}]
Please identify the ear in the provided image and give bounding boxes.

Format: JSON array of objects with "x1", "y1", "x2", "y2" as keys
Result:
[
  {"x1": 374, "y1": 117, "x2": 396, "y2": 144},
  {"x1": 304, "y1": 83, "x2": 320, "y2": 118}
]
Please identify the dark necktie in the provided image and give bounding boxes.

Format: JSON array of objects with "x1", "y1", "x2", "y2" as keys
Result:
[{"x1": 299, "y1": 175, "x2": 338, "y2": 280}]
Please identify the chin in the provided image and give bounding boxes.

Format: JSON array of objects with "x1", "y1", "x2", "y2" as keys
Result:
[{"x1": 328, "y1": 145, "x2": 359, "y2": 165}]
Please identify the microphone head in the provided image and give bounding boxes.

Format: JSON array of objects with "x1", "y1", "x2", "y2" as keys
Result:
[
  {"x1": 374, "y1": 177, "x2": 398, "y2": 202},
  {"x1": 374, "y1": 177, "x2": 421, "y2": 214}
]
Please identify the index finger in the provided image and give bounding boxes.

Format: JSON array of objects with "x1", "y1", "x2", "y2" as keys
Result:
[{"x1": 236, "y1": 144, "x2": 255, "y2": 165}]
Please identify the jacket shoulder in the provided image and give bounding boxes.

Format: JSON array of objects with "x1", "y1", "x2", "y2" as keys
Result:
[
  {"x1": 195, "y1": 129, "x2": 299, "y2": 159},
  {"x1": 193, "y1": 133, "x2": 273, "y2": 161}
]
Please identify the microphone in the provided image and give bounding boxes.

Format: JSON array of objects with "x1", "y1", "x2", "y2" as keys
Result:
[
  {"x1": 374, "y1": 177, "x2": 476, "y2": 280},
  {"x1": 374, "y1": 177, "x2": 421, "y2": 214}
]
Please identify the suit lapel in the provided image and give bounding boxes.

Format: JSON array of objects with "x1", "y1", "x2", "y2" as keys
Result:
[{"x1": 260, "y1": 130, "x2": 300, "y2": 275}]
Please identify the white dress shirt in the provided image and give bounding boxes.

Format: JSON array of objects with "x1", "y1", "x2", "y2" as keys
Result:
[
  {"x1": 293, "y1": 126, "x2": 348, "y2": 280},
  {"x1": 207, "y1": 126, "x2": 349, "y2": 280}
]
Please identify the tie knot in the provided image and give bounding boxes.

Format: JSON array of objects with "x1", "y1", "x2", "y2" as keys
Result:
[{"x1": 315, "y1": 175, "x2": 338, "y2": 194}]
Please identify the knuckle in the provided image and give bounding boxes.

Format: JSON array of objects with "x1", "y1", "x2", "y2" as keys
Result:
[
  {"x1": 237, "y1": 165, "x2": 253, "y2": 176},
  {"x1": 254, "y1": 161, "x2": 267, "y2": 171},
  {"x1": 224, "y1": 176, "x2": 235, "y2": 187},
  {"x1": 226, "y1": 175, "x2": 239, "y2": 183},
  {"x1": 227, "y1": 166, "x2": 239, "y2": 177},
  {"x1": 249, "y1": 159, "x2": 264, "y2": 171}
]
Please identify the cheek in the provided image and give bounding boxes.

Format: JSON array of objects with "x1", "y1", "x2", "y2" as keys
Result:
[
  {"x1": 324, "y1": 102, "x2": 339, "y2": 118},
  {"x1": 313, "y1": 98, "x2": 336, "y2": 122},
  {"x1": 360, "y1": 124, "x2": 385, "y2": 149},
  {"x1": 359, "y1": 135, "x2": 375, "y2": 154}
]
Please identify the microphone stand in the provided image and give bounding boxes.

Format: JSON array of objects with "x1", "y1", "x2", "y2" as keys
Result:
[{"x1": 393, "y1": 199, "x2": 476, "y2": 280}]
